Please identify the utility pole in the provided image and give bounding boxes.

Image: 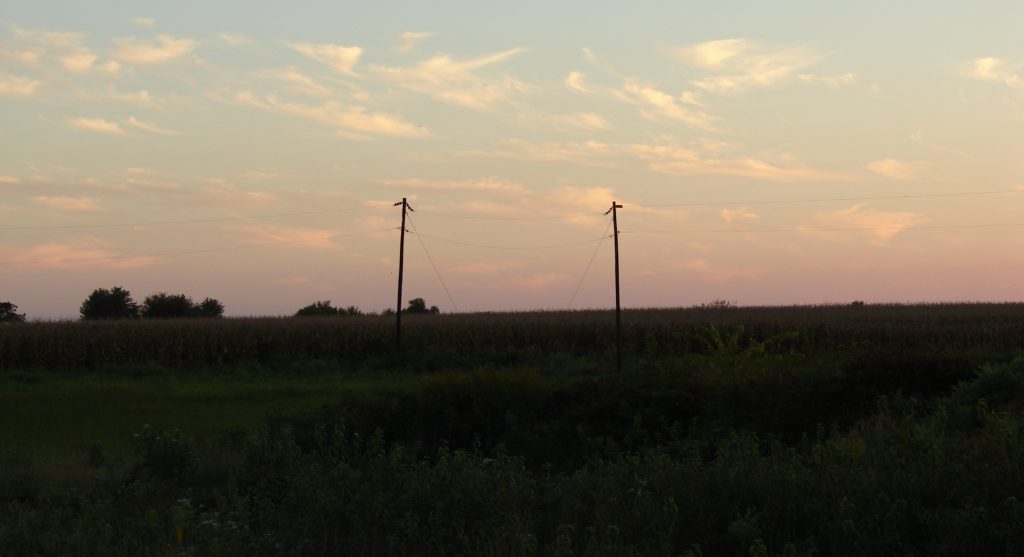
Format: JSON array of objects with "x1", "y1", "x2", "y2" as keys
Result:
[
  {"x1": 606, "y1": 201, "x2": 623, "y2": 372},
  {"x1": 394, "y1": 197, "x2": 412, "y2": 352}
]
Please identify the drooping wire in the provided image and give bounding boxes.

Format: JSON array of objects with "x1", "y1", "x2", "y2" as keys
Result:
[
  {"x1": 413, "y1": 209, "x2": 606, "y2": 221},
  {"x1": 0, "y1": 205, "x2": 378, "y2": 231},
  {"x1": 406, "y1": 213, "x2": 459, "y2": 313},
  {"x1": 640, "y1": 188, "x2": 1024, "y2": 208},
  {"x1": 408, "y1": 231, "x2": 607, "y2": 250},
  {"x1": 0, "y1": 228, "x2": 395, "y2": 266},
  {"x1": 625, "y1": 222, "x2": 1024, "y2": 235},
  {"x1": 567, "y1": 219, "x2": 613, "y2": 309}
]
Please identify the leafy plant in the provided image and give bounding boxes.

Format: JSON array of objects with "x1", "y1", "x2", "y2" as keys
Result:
[
  {"x1": 0, "y1": 301, "x2": 26, "y2": 323},
  {"x1": 80, "y1": 286, "x2": 139, "y2": 320}
]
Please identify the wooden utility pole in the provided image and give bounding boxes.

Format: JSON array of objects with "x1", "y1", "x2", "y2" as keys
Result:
[
  {"x1": 606, "y1": 201, "x2": 623, "y2": 371},
  {"x1": 394, "y1": 198, "x2": 412, "y2": 351}
]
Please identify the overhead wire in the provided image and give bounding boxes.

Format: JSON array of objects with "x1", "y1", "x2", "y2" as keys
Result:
[
  {"x1": 413, "y1": 209, "x2": 605, "y2": 221},
  {"x1": 5, "y1": 188, "x2": 1020, "y2": 231},
  {"x1": 405, "y1": 212, "x2": 459, "y2": 313},
  {"x1": 640, "y1": 188, "x2": 1024, "y2": 208},
  {"x1": 567, "y1": 219, "x2": 613, "y2": 309},
  {"x1": 0, "y1": 205, "x2": 380, "y2": 231},
  {"x1": 407, "y1": 231, "x2": 609, "y2": 250},
  {"x1": 626, "y1": 222, "x2": 1024, "y2": 235},
  {"x1": 0, "y1": 227, "x2": 394, "y2": 266}
]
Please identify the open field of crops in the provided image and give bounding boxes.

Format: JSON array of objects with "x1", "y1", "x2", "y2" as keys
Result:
[
  {"x1": 3, "y1": 303, "x2": 1024, "y2": 555},
  {"x1": 4, "y1": 303, "x2": 1024, "y2": 370}
]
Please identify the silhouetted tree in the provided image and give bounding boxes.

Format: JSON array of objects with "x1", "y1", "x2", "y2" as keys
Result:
[
  {"x1": 0, "y1": 301, "x2": 26, "y2": 323},
  {"x1": 296, "y1": 300, "x2": 362, "y2": 317},
  {"x1": 142, "y1": 293, "x2": 195, "y2": 319},
  {"x1": 80, "y1": 287, "x2": 139, "y2": 320},
  {"x1": 194, "y1": 297, "x2": 225, "y2": 318},
  {"x1": 296, "y1": 300, "x2": 339, "y2": 316},
  {"x1": 406, "y1": 298, "x2": 440, "y2": 315}
]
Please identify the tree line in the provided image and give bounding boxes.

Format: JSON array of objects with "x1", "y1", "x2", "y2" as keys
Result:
[{"x1": 1, "y1": 290, "x2": 441, "y2": 322}]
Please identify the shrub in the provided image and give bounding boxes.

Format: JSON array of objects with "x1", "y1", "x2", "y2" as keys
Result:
[
  {"x1": 0, "y1": 301, "x2": 26, "y2": 323},
  {"x1": 80, "y1": 287, "x2": 139, "y2": 320}
]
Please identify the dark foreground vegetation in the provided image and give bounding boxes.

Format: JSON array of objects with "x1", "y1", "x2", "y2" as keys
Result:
[{"x1": 3, "y1": 303, "x2": 1024, "y2": 555}]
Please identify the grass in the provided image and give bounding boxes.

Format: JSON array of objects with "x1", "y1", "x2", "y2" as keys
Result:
[
  {"x1": 4, "y1": 303, "x2": 1024, "y2": 554},
  {"x1": 0, "y1": 366, "x2": 431, "y2": 484}
]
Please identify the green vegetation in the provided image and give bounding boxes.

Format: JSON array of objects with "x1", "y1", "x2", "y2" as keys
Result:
[
  {"x1": 142, "y1": 292, "x2": 225, "y2": 319},
  {"x1": 295, "y1": 300, "x2": 363, "y2": 317},
  {"x1": 2, "y1": 303, "x2": 1024, "y2": 554},
  {"x1": 0, "y1": 301, "x2": 25, "y2": 323},
  {"x1": 79, "y1": 286, "x2": 140, "y2": 320}
]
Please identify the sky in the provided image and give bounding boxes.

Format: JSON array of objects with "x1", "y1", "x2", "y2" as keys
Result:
[{"x1": 1, "y1": 1, "x2": 1022, "y2": 318}]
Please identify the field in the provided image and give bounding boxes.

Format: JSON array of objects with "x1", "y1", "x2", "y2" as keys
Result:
[{"x1": 3, "y1": 303, "x2": 1024, "y2": 555}]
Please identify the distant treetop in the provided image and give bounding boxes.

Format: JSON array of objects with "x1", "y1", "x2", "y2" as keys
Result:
[
  {"x1": 80, "y1": 287, "x2": 140, "y2": 320},
  {"x1": 0, "y1": 301, "x2": 26, "y2": 323},
  {"x1": 406, "y1": 298, "x2": 440, "y2": 315},
  {"x1": 141, "y1": 293, "x2": 225, "y2": 319},
  {"x1": 296, "y1": 300, "x2": 363, "y2": 317}
]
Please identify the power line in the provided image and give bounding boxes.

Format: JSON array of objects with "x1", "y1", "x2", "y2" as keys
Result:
[
  {"x1": 406, "y1": 213, "x2": 459, "y2": 313},
  {"x1": 626, "y1": 222, "x2": 1024, "y2": 234},
  {"x1": 413, "y1": 209, "x2": 605, "y2": 221},
  {"x1": 0, "y1": 228, "x2": 393, "y2": 266},
  {"x1": 567, "y1": 220, "x2": 613, "y2": 309},
  {"x1": 640, "y1": 189, "x2": 1024, "y2": 208},
  {"x1": 408, "y1": 231, "x2": 608, "y2": 250},
  {"x1": 0, "y1": 206, "x2": 379, "y2": 231}
]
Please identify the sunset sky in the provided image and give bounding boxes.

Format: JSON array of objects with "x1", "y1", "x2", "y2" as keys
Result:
[{"x1": 2, "y1": 1, "x2": 1022, "y2": 318}]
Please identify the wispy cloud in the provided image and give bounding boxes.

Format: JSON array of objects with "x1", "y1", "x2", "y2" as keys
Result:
[
  {"x1": 371, "y1": 48, "x2": 529, "y2": 111},
  {"x1": 34, "y1": 196, "x2": 100, "y2": 211},
  {"x1": 0, "y1": 47, "x2": 44, "y2": 66},
  {"x1": 866, "y1": 158, "x2": 927, "y2": 180},
  {"x1": 218, "y1": 32, "x2": 252, "y2": 47},
  {"x1": 720, "y1": 207, "x2": 759, "y2": 224},
  {"x1": 269, "y1": 67, "x2": 331, "y2": 98},
  {"x1": 286, "y1": 41, "x2": 363, "y2": 75},
  {"x1": 810, "y1": 204, "x2": 928, "y2": 243},
  {"x1": 59, "y1": 49, "x2": 97, "y2": 72},
  {"x1": 554, "y1": 112, "x2": 611, "y2": 131},
  {"x1": 453, "y1": 260, "x2": 523, "y2": 274},
  {"x1": 10, "y1": 25, "x2": 85, "y2": 50},
  {"x1": 673, "y1": 38, "x2": 824, "y2": 94},
  {"x1": 0, "y1": 72, "x2": 40, "y2": 96},
  {"x1": 398, "y1": 32, "x2": 433, "y2": 53},
  {"x1": 112, "y1": 35, "x2": 198, "y2": 64},
  {"x1": 108, "y1": 88, "x2": 162, "y2": 108},
  {"x1": 966, "y1": 57, "x2": 1022, "y2": 89},
  {"x1": 236, "y1": 91, "x2": 429, "y2": 138},
  {"x1": 124, "y1": 116, "x2": 179, "y2": 135},
  {"x1": 0, "y1": 176, "x2": 21, "y2": 185},
  {"x1": 616, "y1": 82, "x2": 718, "y2": 130},
  {"x1": 798, "y1": 73, "x2": 856, "y2": 87},
  {"x1": 677, "y1": 258, "x2": 763, "y2": 283},
  {"x1": 468, "y1": 137, "x2": 840, "y2": 182},
  {"x1": 69, "y1": 117, "x2": 125, "y2": 135},
  {"x1": 3, "y1": 239, "x2": 156, "y2": 269},
  {"x1": 382, "y1": 177, "x2": 527, "y2": 195},
  {"x1": 565, "y1": 71, "x2": 588, "y2": 94},
  {"x1": 130, "y1": 17, "x2": 155, "y2": 28},
  {"x1": 236, "y1": 225, "x2": 341, "y2": 250}
]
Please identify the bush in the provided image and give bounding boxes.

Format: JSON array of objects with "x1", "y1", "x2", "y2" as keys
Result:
[
  {"x1": 0, "y1": 301, "x2": 26, "y2": 323},
  {"x1": 80, "y1": 287, "x2": 139, "y2": 320},
  {"x1": 141, "y1": 293, "x2": 195, "y2": 319},
  {"x1": 296, "y1": 300, "x2": 361, "y2": 317},
  {"x1": 407, "y1": 297, "x2": 439, "y2": 314},
  {"x1": 140, "y1": 293, "x2": 225, "y2": 319},
  {"x1": 194, "y1": 298, "x2": 225, "y2": 318}
]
